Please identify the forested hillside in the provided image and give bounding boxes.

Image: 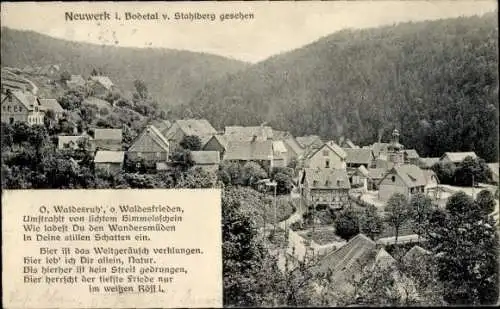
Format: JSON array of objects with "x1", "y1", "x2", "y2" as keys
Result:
[
  {"x1": 180, "y1": 13, "x2": 499, "y2": 162},
  {"x1": 0, "y1": 27, "x2": 249, "y2": 107}
]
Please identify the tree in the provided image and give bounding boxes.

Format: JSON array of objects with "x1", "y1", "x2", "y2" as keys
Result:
[
  {"x1": 218, "y1": 161, "x2": 243, "y2": 186},
  {"x1": 384, "y1": 193, "x2": 411, "y2": 244},
  {"x1": 454, "y1": 156, "x2": 492, "y2": 186},
  {"x1": 409, "y1": 193, "x2": 433, "y2": 239},
  {"x1": 179, "y1": 135, "x2": 202, "y2": 151},
  {"x1": 475, "y1": 190, "x2": 496, "y2": 215},
  {"x1": 170, "y1": 149, "x2": 194, "y2": 172},
  {"x1": 335, "y1": 208, "x2": 360, "y2": 240},
  {"x1": 273, "y1": 172, "x2": 293, "y2": 195},
  {"x1": 175, "y1": 167, "x2": 217, "y2": 188},
  {"x1": 359, "y1": 205, "x2": 384, "y2": 240},
  {"x1": 241, "y1": 161, "x2": 267, "y2": 186},
  {"x1": 60, "y1": 71, "x2": 71, "y2": 83},
  {"x1": 427, "y1": 191, "x2": 499, "y2": 305},
  {"x1": 58, "y1": 89, "x2": 85, "y2": 111},
  {"x1": 431, "y1": 161, "x2": 456, "y2": 185}
]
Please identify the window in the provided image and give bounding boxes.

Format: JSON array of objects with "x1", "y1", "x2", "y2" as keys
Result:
[
  {"x1": 325, "y1": 180, "x2": 330, "y2": 187},
  {"x1": 325, "y1": 159, "x2": 330, "y2": 168},
  {"x1": 156, "y1": 152, "x2": 161, "y2": 159},
  {"x1": 322, "y1": 150, "x2": 329, "y2": 156},
  {"x1": 7, "y1": 106, "x2": 11, "y2": 112},
  {"x1": 391, "y1": 176, "x2": 396, "y2": 182}
]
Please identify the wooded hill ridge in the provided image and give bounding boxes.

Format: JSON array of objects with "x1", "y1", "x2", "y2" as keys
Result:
[
  {"x1": 178, "y1": 12, "x2": 499, "y2": 162},
  {"x1": 0, "y1": 27, "x2": 250, "y2": 107}
]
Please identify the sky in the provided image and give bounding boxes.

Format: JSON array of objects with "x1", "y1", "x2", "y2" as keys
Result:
[{"x1": 1, "y1": 1, "x2": 497, "y2": 63}]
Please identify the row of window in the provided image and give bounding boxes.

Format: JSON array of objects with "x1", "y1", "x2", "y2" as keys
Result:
[
  {"x1": 2, "y1": 104, "x2": 25, "y2": 112},
  {"x1": 136, "y1": 152, "x2": 162, "y2": 158}
]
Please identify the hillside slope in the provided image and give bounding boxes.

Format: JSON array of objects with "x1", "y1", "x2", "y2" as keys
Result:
[
  {"x1": 0, "y1": 27, "x2": 249, "y2": 107},
  {"x1": 182, "y1": 13, "x2": 498, "y2": 162}
]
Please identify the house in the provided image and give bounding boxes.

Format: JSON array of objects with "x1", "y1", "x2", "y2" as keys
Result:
[
  {"x1": 312, "y1": 234, "x2": 418, "y2": 301},
  {"x1": 487, "y1": 163, "x2": 499, "y2": 184},
  {"x1": 224, "y1": 140, "x2": 274, "y2": 172},
  {"x1": 348, "y1": 165, "x2": 369, "y2": 191},
  {"x1": 66, "y1": 75, "x2": 86, "y2": 89},
  {"x1": 224, "y1": 125, "x2": 274, "y2": 142},
  {"x1": 37, "y1": 64, "x2": 60, "y2": 76},
  {"x1": 1, "y1": 90, "x2": 44, "y2": 125},
  {"x1": 403, "y1": 149, "x2": 420, "y2": 165},
  {"x1": 371, "y1": 142, "x2": 391, "y2": 160},
  {"x1": 305, "y1": 141, "x2": 347, "y2": 170},
  {"x1": 344, "y1": 148, "x2": 374, "y2": 169},
  {"x1": 419, "y1": 157, "x2": 440, "y2": 169},
  {"x1": 367, "y1": 168, "x2": 387, "y2": 191},
  {"x1": 202, "y1": 135, "x2": 227, "y2": 159},
  {"x1": 440, "y1": 152, "x2": 478, "y2": 165},
  {"x1": 150, "y1": 119, "x2": 172, "y2": 133},
  {"x1": 300, "y1": 168, "x2": 351, "y2": 210},
  {"x1": 58, "y1": 135, "x2": 91, "y2": 150},
  {"x1": 190, "y1": 151, "x2": 221, "y2": 173},
  {"x1": 378, "y1": 164, "x2": 428, "y2": 201},
  {"x1": 272, "y1": 140, "x2": 289, "y2": 167},
  {"x1": 92, "y1": 128, "x2": 122, "y2": 151},
  {"x1": 283, "y1": 136, "x2": 304, "y2": 160},
  {"x1": 127, "y1": 125, "x2": 170, "y2": 163},
  {"x1": 94, "y1": 150, "x2": 125, "y2": 173},
  {"x1": 39, "y1": 99, "x2": 65, "y2": 121},
  {"x1": 423, "y1": 169, "x2": 439, "y2": 190},
  {"x1": 163, "y1": 119, "x2": 217, "y2": 149},
  {"x1": 89, "y1": 75, "x2": 114, "y2": 96},
  {"x1": 296, "y1": 135, "x2": 323, "y2": 151}
]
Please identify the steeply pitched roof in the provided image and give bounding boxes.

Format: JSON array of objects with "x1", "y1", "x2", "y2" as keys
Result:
[
  {"x1": 94, "y1": 151, "x2": 124, "y2": 163},
  {"x1": 283, "y1": 137, "x2": 304, "y2": 156},
  {"x1": 224, "y1": 140, "x2": 274, "y2": 161},
  {"x1": 191, "y1": 151, "x2": 220, "y2": 165},
  {"x1": 344, "y1": 148, "x2": 373, "y2": 165},
  {"x1": 367, "y1": 168, "x2": 387, "y2": 179},
  {"x1": 129, "y1": 125, "x2": 169, "y2": 152},
  {"x1": 272, "y1": 129, "x2": 291, "y2": 140},
  {"x1": 403, "y1": 245, "x2": 431, "y2": 264},
  {"x1": 307, "y1": 141, "x2": 347, "y2": 160},
  {"x1": 386, "y1": 164, "x2": 428, "y2": 188},
  {"x1": 272, "y1": 140, "x2": 288, "y2": 153},
  {"x1": 151, "y1": 119, "x2": 172, "y2": 132},
  {"x1": 93, "y1": 128, "x2": 122, "y2": 141},
  {"x1": 10, "y1": 90, "x2": 39, "y2": 110},
  {"x1": 224, "y1": 126, "x2": 274, "y2": 142},
  {"x1": 372, "y1": 142, "x2": 390, "y2": 157},
  {"x1": 403, "y1": 149, "x2": 420, "y2": 159},
  {"x1": 296, "y1": 135, "x2": 323, "y2": 149},
  {"x1": 39, "y1": 99, "x2": 64, "y2": 113},
  {"x1": 90, "y1": 76, "x2": 114, "y2": 90},
  {"x1": 173, "y1": 119, "x2": 217, "y2": 137},
  {"x1": 372, "y1": 248, "x2": 397, "y2": 270},
  {"x1": 441, "y1": 151, "x2": 478, "y2": 163},
  {"x1": 303, "y1": 168, "x2": 351, "y2": 189},
  {"x1": 205, "y1": 134, "x2": 227, "y2": 149},
  {"x1": 314, "y1": 234, "x2": 376, "y2": 274}
]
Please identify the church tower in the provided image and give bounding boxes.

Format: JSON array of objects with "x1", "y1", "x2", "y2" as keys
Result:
[{"x1": 387, "y1": 128, "x2": 404, "y2": 166}]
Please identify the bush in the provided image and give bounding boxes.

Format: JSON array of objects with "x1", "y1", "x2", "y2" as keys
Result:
[{"x1": 335, "y1": 208, "x2": 360, "y2": 240}]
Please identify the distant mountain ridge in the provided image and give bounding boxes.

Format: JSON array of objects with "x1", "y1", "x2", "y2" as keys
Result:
[
  {"x1": 0, "y1": 27, "x2": 250, "y2": 108},
  {"x1": 180, "y1": 13, "x2": 499, "y2": 162}
]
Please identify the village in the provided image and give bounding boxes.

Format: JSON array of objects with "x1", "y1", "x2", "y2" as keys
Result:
[{"x1": 1, "y1": 63, "x2": 499, "y2": 304}]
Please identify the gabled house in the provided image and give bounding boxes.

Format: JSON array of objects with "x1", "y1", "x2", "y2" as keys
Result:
[
  {"x1": 223, "y1": 140, "x2": 274, "y2": 172},
  {"x1": 272, "y1": 140, "x2": 289, "y2": 168},
  {"x1": 202, "y1": 135, "x2": 227, "y2": 159},
  {"x1": 403, "y1": 149, "x2": 420, "y2": 165},
  {"x1": 300, "y1": 168, "x2": 351, "y2": 210},
  {"x1": 92, "y1": 128, "x2": 122, "y2": 151},
  {"x1": 348, "y1": 165, "x2": 369, "y2": 191},
  {"x1": 127, "y1": 125, "x2": 170, "y2": 163},
  {"x1": 440, "y1": 152, "x2": 478, "y2": 165},
  {"x1": 344, "y1": 148, "x2": 374, "y2": 169},
  {"x1": 190, "y1": 151, "x2": 221, "y2": 173},
  {"x1": 39, "y1": 99, "x2": 65, "y2": 121},
  {"x1": 89, "y1": 75, "x2": 114, "y2": 96},
  {"x1": 283, "y1": 136, "x2": 304, "y2": 160},
  {"x1": 371, "y1": 142, "x2": 390, "y2": 160},
  {"x1": 378, "y1": 164, "x2": 428, "y2": 201},
  {"x1": 305, "y1": 141, "x2": 347, "y2": 170},
  {"x1": 296, "y1": 135, "x2": 323, "y2": 151},
  {"x1": 94, "y1": 150, "x2": 124, "y2": 173},
  {"x1": 224, "y1": 125, "x2": 274, "y2": 142},
  {"x1": 367, "y1": 168, "x2": 387, "y2": 191},
  {"x1": 163, "y1": 119, "x2": 217, "y2": 150},
  {"x1": 1, "y1": 90, "x2": 44, "y2": 125}
]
